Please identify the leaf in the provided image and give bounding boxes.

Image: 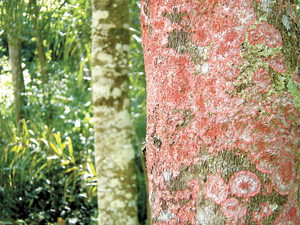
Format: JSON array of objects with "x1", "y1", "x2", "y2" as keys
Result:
[
  {"x1": 33, "y1": 163, "x2": 47, "y2": 178},
  {"x1": 63, "y1": 173, "x2": 73, "y2": 201},
  {"x1": 50, "y1": 141, "x2": 61, "y2": 156},
  {"x1": 62, "y1": 166, "x2": 78, "y2": 174},
  {"x1": 47, "y1": 155, "x2": 60, "y2": 160},
  {"x1": 66, "y1": 136, "x2": 74, "y2": 162},
  {"x1": 87, "y1": 161, "x2": 96, "y2": 176},
  {"x1": 41, "y1": 138, "x2": 49, "y2": 149},
  {"x1": 0, "y1": 118, "x2": 13, "y2": 141},
  {"x1": 53, "y1": 132, "x2": 61, "y2": 147}
]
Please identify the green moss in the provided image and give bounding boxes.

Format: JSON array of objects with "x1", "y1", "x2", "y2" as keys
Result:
[
  {"x1": 287, "y1": 79, "x2": 300, "y2": 109},
  {"x1": 239, "y1": 1, "x2": 300, "y2": 102},
  {"x1": 236, "y1": 39, "x2": 286, "y2": 98},
  {"x1": 172, "y1": 108, "x2": 195, "y2": 130}
]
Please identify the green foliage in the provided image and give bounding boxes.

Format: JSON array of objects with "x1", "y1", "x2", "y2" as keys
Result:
[
  {"x1": 129, "y1": 0, "x2": 148, "y2": 224},
  {"x1": 22, "y1": 69, "x2": 94, "y2": 154},
  {"x1": 0, "y1": 119, "x2": 97, "y2": 224},
  {"x1": 0, "y1": 52, "x2": 96, "y2": 223},
  {"x1": 0, "y1": 0, "x2": 149, "y2": 224},
  {"x1": 0, "y1": 0, "x2": 96, "y2": 223}
]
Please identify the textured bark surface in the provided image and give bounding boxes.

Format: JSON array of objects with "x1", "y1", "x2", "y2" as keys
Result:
[
  {"x1": 141, "y1": 0, "x2": 300, "y2": 224},
  {"x1": 8, "y1": 33, "x2": 25, "y2": 123},
  {"x1": 92, "y1": 0, "x2": 138, "y2": 224}
]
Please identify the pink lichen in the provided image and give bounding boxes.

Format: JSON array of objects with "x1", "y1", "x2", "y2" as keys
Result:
[
  {"x1": 250, "y1": 138, "x2": 280, "y2": 174},
  {"x1": 274, "y1": 185, "x2": 299, "y2": 225},
  {"x1": 291, "y1": 70, "x2": 300, "y2": 84},
  {"x1": 267, "y1": 52, "x2": 287, "y2": 73},
  {"x1": 263, "y1": 183, "x2": 273, "y2": 196},
  {"x1": 275, "y1": 207, "x2": 299, "y2": 225},
  {"x1": 169, "y1": 218, "x2": 177, "y2": 225},
  {"x1": 141, "y1": 0, "x2": 299, "y2": 223},
  {"x1": 260, "y1": 203, "x2": 272, "y2": 217},
  {"x1": 204, "y1": 174, "x2": 229, "y2": 204},
  {"x1": 222, "y1": 65, "x2": 240, "y2": 80},
  {"x1": 255, "y1": 153, "x2": 277, "y2": 174},
  {"x1": 229, "y1": 171, "x2": 261, "y2": 198},
  {"x1": 193, "y1": 157, "x2": 202, "y2": 165},
  {"x1": 257, "y1": 22, "x2": 282, "y2": 48},
  {"x1": 248, "y1": 29, "x2": 263, "y2": 46},
  {"x1": 153, "y1": 189, "x2": 172, "y2": 216},
  {"x1": 251, "y1": 68, "x2": 270, "y2": 93},
  {"x1": 168, "y1": 129, "x2": 202, "y2": 168},
  {"x1": 225, "y1": 217, "x2": 245, "y2": 225},
  {"x1": 289, "y1": 4, "x2": 299, "y2": 24},
  {"x1": 272, "y1": 93, "x2": 297, "y2": 129},
  {"x1": 174, "y1": 189, "x2": 191, "y2": 201},
  {"x1": 177, "y1": 202, "x2": 197, "y2": 225},
  {"x1": 272, "y1": 156, "x2": 296, "y2": 195},
  {"x1": 252, "y1": 202, "x2": 272, "y2": 223},
  {"x1": 188, "y1": 179, "x2": 200, "y2": 199},
  {"x1": 221, "y1": 198, "x2": 247, "y2": 219},
  {"x1": 217, "y1": 168, "x2": 222, "y2": 174},
  {"x1": 248, "y1": 22, "x2": 282, "y2": 48},
  {"x1": 169, "y1": 203, "x2": 180, "y2": 215}
]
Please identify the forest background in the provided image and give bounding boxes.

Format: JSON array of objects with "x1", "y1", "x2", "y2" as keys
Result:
[
  {"x1": 0, "y1": 0, "x2": 145, "y2": 224},
  {"x1": 0, "y1": 0, "x2": 299, "y2": 224}
]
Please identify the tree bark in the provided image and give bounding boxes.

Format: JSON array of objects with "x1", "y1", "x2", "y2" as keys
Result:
[
  {"x1": 92, "y1": 0, "x2": 138, "y2": 224},
  {"x1": 8, "y1": 33, "x2": 25, "y2": 124},
  {"x1": 5, "y1": 0, "x2": 25, "y2": 124},
  {"x1": 141, "y1": 0, "x2": 300, "y2": 224}
]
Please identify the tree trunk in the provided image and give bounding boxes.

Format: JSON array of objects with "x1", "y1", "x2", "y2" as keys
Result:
[
  {"x1": 33, "y1": 0, "x2": 48, "y2": 85},
  {"x1": 5, "y1": 0, "x2": 26, "y2": 124},
  {"x1": 92, "y1": 0, "x2": 138, "y2": 224},
  {"x1": 32, "y1": 0, "x2": 53, "y2": 125},
  {"x1": 8, "y1": 34, "x2": 25, "y2": 124},
  {"x1": 141, "y1": 0, "x2": 300, "y2": 224}
]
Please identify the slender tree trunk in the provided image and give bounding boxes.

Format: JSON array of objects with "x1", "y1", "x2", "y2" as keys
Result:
[
  {"x1": 5, "y1": 0, "x2": 26, "y2": 124},
  {"x1": 8, "y1": 33, "x2": 25, "y2": 124},
  {"x1": 92, "y1": 0, "x2": 138, "y2": 224},
  {"x1": 33, "y1": 0, "x2": 48, "y2": 85},
  {"x1": 141, "y1": 0, "x2": 300, "y2": 224},
  {"x1": 32, "y1": 0, "x2": 53, "y2": 125}
]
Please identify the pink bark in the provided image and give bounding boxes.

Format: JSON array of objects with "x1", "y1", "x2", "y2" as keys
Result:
[{"x1": 141, "y1": 0, "x2": 300, "y2": 223}]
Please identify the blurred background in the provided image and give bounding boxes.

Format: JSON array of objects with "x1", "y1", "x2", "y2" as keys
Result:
[{"x1": 0, "y1": 0, "x2": 146, "y2": 224}]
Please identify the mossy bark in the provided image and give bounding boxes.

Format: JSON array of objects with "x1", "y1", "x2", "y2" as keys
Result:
[
  {"x1": 92, "y1": 0, "x2": 138, "y2": 224},
  {"x1": 141, "y1": 0, "x2": 300, "y2": 224}
]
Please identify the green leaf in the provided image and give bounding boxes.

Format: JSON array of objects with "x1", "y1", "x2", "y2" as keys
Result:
[
  {"x1": 33, "y1": 163, "x2": 47, "y2": 179},
  {"x1": 87, "y1": 161, "x2": 96, "y2": 176},
  {"x1": 50, "y1": 141, "x2": 61, "y2": 156},
  {"x1": 62, "y1": 166, "x2": 78, "y2": 174}
]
